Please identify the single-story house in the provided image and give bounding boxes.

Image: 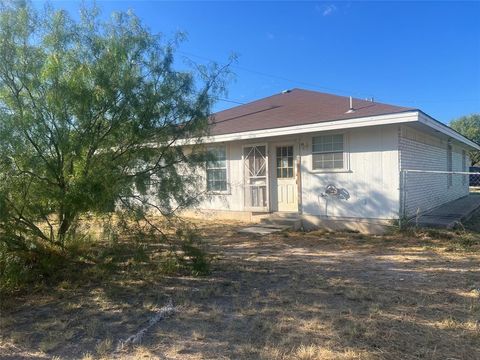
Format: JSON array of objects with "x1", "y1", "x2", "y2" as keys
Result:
[{"x1": 184, "y1": 88, "x2": 480, "y2": 232}]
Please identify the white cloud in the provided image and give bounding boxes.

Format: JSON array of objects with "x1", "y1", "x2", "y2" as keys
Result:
[{"x1": 315, "y1": 4, "x2": 337, "y2": 17}]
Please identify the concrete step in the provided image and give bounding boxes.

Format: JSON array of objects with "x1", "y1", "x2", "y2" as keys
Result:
[
  {"x1": 260, "y1": 216, "x2": 302, "y2": 230},
  {"x1": 238, "y1": 225, "x2": 289, "y2": 235}
]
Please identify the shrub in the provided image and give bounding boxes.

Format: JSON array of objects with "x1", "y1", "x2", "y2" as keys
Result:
[{"x1": 181, "y1": 241, "x2": 211, "y2": 276}]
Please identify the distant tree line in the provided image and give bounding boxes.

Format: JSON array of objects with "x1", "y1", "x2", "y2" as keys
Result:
[{"x1": 450, "y1": 114, "x2": 480, "y2": 166}]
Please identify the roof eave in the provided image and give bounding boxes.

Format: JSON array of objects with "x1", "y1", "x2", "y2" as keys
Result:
[
  {"x1": 180, "y1": 110, "x2": 420, "y2": 145},
  {"x1": 418, "y1": 111, "x2": 480, "y2": 151}
]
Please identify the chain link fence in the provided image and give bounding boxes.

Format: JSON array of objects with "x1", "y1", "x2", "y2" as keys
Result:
[
  {"x1": 400, "y1": 170, "x2": 480, "y2": 222},
  {"x1": 470, "y1": 167, "x2": 480, "y2": 188}
]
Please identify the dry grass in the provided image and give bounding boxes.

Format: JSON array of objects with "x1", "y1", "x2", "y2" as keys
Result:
[{"x1": 1, "y1": 215, "x2": 480, "y2": 359}]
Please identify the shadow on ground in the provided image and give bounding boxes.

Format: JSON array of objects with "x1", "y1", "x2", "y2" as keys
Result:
[{"x1": 1, "y1": 220, "x2": 479, "y2": 359}]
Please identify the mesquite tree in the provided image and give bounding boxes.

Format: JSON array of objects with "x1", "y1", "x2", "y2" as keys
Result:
[
  {"x1": 0, "y1": 1, "x2": 231, "y2": 254},
  {"x1": 450, "y1": 114, "x2": 480, "y2": 166}
]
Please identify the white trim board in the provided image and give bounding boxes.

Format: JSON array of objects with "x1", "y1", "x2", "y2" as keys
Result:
[
  {"x1": 178, "y1": 111, "x2": 419, "y2": 145},
  {"x1": 418, "y1": 113, "x2": 480, "y2": 150},
  {"x1": 175, "y1": 110, "x2": 479, "y2": 151}
]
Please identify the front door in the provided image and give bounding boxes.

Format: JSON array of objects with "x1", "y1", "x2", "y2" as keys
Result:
[
  {"x1": 276, "y1": 145, "x2": 298, "y2": 212},
  {"x1": 244, "y1": 145, "x2": 268, "y2": 211}
]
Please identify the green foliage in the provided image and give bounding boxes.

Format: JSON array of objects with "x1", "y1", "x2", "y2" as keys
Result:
[
  {"x1": 0, "y1": 218, "x2": 211, "y2": 293},
  {"x1": 395, "y1": 225, "x2": 479, "y2": 253},
  {"x1": 181, "y1": 241, "x2": 211, "y2": 275},
  {"x1": 450, "y1": 114, "x2": 480, "y2": 165},
  {"x1": 0, "y1": 243, "x2": 33, "y2": 290},
  {"x1": 174, "y1": 226, "x2": 211, "y2": 276},
  {"x1": 444, "y1": 232, "x2": 479, "y2": 252},
  {"x1": 0, "y1": 0, "x2": 232, "y2": 282},
  {"x1": 0, "y1": 240, "x2": 70, "y2": 292}
]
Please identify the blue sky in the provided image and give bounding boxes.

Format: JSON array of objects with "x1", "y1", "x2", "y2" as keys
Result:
[{"x1": 43, "y1": 1, "x2": 479, "y2": 124}]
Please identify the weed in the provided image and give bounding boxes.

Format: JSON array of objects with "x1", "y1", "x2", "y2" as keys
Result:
[
  {"x1": 38, "y1": 335, "x2": 60, "y2": 353},
  {"x1": 293, "y1": 345, "x2": 321, "y2": 360},
  {"x1": 95, "y1": 338, "x2": 113, "y2": 356},
  {"x1": 180, "y1": 242, "x2": 210, "y2": 276},
  {"x1": 159, "y1": 253, "x2": 181, "y2": 275}
]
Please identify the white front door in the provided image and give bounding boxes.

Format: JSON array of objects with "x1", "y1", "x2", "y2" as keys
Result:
[{"x1": 276, "y1": 145, "x2": 298, "y2": 212}]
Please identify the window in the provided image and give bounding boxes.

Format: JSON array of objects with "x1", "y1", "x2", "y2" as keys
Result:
[
  {"x1": 276, "y1": 146, "x2": 294, "y2": 178},
  {"x1": 206, "y1": 146, "x2": 227, "y2": 192},
  {"x1": 447, "y1": 143, "x2": 452, "y2": 188},
  {"x1": 312, "y1": 134, "x2": 344, "y2": 170}
]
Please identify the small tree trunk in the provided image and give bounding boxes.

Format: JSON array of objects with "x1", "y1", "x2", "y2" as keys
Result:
[{"x1": 57, "y1": 210, "x2": 72, "y2": 249}]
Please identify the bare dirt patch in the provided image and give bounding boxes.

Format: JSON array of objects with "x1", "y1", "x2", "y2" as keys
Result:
[{"x1": 1, "y1": 219, "x2": 479, "y2": 359}]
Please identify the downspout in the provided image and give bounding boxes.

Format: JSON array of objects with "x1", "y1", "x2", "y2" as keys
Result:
[
  {"x1": 398, "y1": 125, "x2": 404, "y2": 227},
  {"x1": 297, "y1": 138, "x2": 303, "y2": 214}
]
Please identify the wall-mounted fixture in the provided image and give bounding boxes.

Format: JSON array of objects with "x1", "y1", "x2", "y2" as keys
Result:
[{"x1": 320, "y1": 184, "x2": 350, "y2": 200}]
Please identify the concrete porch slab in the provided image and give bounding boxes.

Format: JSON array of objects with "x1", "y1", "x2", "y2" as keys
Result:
[
  {"x1": 413, "y1": 194, "x2": 480, "y2": 229},
  {"x1": 237, "y1": 225, "x2": 289, "y2": 235}
]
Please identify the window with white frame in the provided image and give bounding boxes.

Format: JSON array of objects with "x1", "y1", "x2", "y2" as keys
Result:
[
  {"x1": 312, "y1": 134, "x2": 344, "y2": 170},
  {"x1": 206, "y1": 145, "x2": 227, "y2": 192}
]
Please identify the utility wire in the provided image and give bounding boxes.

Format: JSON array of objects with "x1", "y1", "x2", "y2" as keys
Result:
[
  {"x1": 214, "y1": 97, "x2": 245, "y2": 105},
  {"x1": 179, "y1": 50, "x2": 480, "y2": 108},
  {"x1": 178, "y1": 50, "x2": 373, "y2": 100}
]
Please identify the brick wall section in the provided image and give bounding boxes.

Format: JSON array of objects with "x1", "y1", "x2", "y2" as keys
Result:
[{"x1": 399, "y1": 126, "x2": 469, "y2": 217}]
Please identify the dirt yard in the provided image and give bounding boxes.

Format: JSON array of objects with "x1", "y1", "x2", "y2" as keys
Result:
[{"x1": 1, "y1": 218, "x2": 479, "y2": 360}]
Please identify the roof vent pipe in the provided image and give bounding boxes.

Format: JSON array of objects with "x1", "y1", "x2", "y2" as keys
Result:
[{"x1": 346, "y1": 96, "x2": 355, "y2": 113}]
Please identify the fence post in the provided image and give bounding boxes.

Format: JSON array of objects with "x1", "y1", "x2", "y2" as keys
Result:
[
  {"x1": 399, "y1": 170, "x2": 407, "y2": 229},
  {"x1": 404, "y1": 170, "x2": 408, "y2": 220}
]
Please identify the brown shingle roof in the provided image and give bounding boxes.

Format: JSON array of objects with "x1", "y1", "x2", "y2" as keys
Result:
[{"x1": 209, "y1": 88, "x2": 415, "y2": 136}]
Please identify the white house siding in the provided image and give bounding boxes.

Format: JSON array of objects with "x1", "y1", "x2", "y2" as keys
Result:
[
  {"x1": 195, "y1": 124, "x2": 401, "y2": 220},
  {"x1": 193, "y1": 141, "x2": 245, "y2": 211},
  {"x1": 195, "y1": 136, "x2": 301, "y2": 212},
  {"x1": 399, "y1": 125, "x2": 470, "y2": 217},
  {"x1": 300, "y1": 125, "x2": 400, "y2": 220}
]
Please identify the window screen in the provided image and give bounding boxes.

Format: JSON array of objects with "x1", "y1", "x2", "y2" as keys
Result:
[
  {"x1": 206, "y1": 146, "x2": 227, "y2": 192},
  {"x1": 312, "y1": 134, "x2": 344, "y2": 170}
]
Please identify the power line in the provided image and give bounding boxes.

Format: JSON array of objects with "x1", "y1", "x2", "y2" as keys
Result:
[
  {"x1": 179, "y1": 50, "x2": 480, "y2": 108},
  {"x1": 177, "y1": 50, "x2": 373, "y2": 99},
  {"x1": 215, "y1": 97, "x2": 245, "y2": 105}
]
